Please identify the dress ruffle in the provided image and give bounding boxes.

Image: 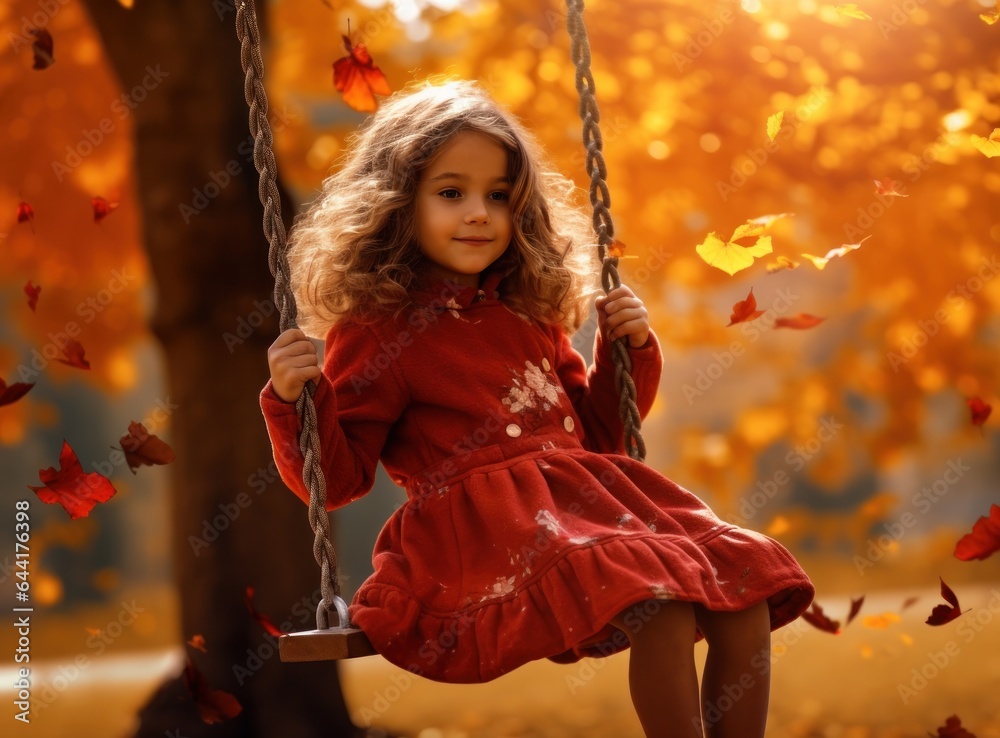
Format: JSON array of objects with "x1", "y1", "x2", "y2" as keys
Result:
[{"x1": 349, "y1": 442, "x2": 815, "y2": 683}]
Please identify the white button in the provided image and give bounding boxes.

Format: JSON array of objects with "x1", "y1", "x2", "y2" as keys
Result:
[
  {"x1": 563, "y1": 416, "x2": 575, "y2": 432},
  {"x1": 506, "y1": 423, "x2": 522, "y2": 437},
  {"x1": 541, "y1": 358, "x2": 551, "y2": 371}
]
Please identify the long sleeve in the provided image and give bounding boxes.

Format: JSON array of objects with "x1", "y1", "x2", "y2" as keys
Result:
[
  {"x1": 259, "y1": 320, "x2": 409, "y2": 511},
  {"x1": 550, "y1": 322, "x2": 663, "y2": 455}
]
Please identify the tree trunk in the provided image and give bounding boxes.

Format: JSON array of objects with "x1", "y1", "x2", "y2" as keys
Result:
[{"x1": 79, "y1": 2, "x2": 362, "y2": 735}]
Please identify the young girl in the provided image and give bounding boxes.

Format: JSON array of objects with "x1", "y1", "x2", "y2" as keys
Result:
[{"x1": 261, "y1": 78, "x2": 815, "y2": 737}]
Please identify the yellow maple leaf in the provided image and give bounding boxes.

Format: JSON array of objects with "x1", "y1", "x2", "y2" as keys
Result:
[
  {"x1": 971, "y1": 128, "x2": 1000, "y2": 158},
  {"x1": 696, "y1": 231, "x2": 773, "y2": 275},
  {"x1": 836, "y1": 3, "x2": 872, "y2": 20},
  {"x1": 749, "y1": 212, "x2": 795, "y2": 227},
  {"x1": 766, "y1": 110, "x2": 784, "y2": 142},
  {"x1": 980, "y1": 9, "x2": 999, "y2": 24}
]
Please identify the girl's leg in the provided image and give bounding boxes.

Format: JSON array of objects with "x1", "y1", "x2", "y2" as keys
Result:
[
  {"x1": 610, "y1": 600, "x2": 704, "y2": 738},
  {"x1": 692, "y1": 601, "x2": 771, "y2": 738}
]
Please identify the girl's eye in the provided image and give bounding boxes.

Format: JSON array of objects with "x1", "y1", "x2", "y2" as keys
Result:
[
  {"x1": 439, "y1": 189, "x2": 461, "y2": 199},
  {"x1": 489, "y1": 191, "x2": 510, "y2": 202}
]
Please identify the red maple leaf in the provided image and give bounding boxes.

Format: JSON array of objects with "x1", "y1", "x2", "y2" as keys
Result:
[
  {"x1": 16, "y1": 200, "x2": 35, "y2": 231},
  {"x1": 801, "y1": 601, "x2": 841, "y2": 634},
  {"x1": 925, "y1": 576, "x2": 969, "y2": 626},
  {"x1": 244, "y1": 586, "x2": 287, "y2": 637},
  {"x1": 27, "y1": 440, "x2": 117, "y2": 519},
  {"x1": 0, "y1": 378, "x2": 35, "y2": 407},
  {"x1": 954, "y1": 504, "x2": 1000, "y2": 562},
  {"x1": 934, "y1": 714, "x2": 977, "y2": 737},
  {"x1": 774, "y1": 313, "x2": 825, "y2": 329},
  {"x1": 29, "y1": 28, "x2": 54, "y2": 70},
  {"x1": 332, "y1": 33, "x2": 391, "y2": 112},
  {"x1": 119, "y1": 421, "x2": 175, "y2": 474},
  {"x1": 182, "y1": 657, "x2": 242, "y2": 724},
  {"x1": 966, "y1": 396, "x2": 991, "y2": 427},
  {"x1": 24, "y1": 280, "x2": 41, "y2": 312},
  {"x1": 726, "y1": 287, "x2": 765, "y2": 326},
  {"x1": 92, "y1": 196, "x2": 119, "y2": 223},
  {"x1": 56, "y1": 338, "x2": 90, "y2": 369}
]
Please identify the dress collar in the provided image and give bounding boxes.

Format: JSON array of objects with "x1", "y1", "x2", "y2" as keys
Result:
[{"x1": 410, "y1": 261, "x2": 516, "y2": 310}]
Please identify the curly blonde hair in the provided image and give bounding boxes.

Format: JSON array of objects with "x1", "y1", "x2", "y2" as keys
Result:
[{"x1": 287, "y1": 77, "x2": 601, "y2": 339}]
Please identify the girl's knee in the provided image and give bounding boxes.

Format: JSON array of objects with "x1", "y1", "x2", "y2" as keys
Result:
[
  {"x1": 694, "y1": 600, "x2": 771, "y2": 646},
  {"x1": 611, "y1": 599, "x2": 695, "y2": 641}
]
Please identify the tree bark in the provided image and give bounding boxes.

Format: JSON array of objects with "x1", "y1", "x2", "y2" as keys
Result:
[{"x1": 78, "y1": 2, "x2": 363, "y2": 735}]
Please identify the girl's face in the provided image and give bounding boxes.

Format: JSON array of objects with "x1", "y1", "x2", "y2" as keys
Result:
[{"x1": 414, "y1": 130, "x2": 513, "y2": 288}]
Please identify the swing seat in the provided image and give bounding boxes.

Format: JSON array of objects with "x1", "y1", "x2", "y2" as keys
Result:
[{"x1": 279, "y1": 627, "x2": 378, "y2": 662}]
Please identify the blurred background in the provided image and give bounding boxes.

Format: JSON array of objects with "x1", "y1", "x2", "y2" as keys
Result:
[{"x1": 1, "y1": 0, "x2": 998, "y2": 736}]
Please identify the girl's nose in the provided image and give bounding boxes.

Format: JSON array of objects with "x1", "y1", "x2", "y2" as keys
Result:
[{"x1": 464, "y1": 198, "x2": 491, "y2": 224}]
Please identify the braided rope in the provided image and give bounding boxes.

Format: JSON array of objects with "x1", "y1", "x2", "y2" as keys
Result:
[
  {"x1": 235, "y1": 0, "x2": 345, "y2": 631},
  {"x1": 565, "y1": 0, "x2": 646, "y2": 461}
]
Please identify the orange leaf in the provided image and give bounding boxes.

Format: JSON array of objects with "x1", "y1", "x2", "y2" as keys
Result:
[
  {"x1": 29, "y1": 28, "x2": 54, "y2": 70},
  {"x1": 774, "y1": 313, "x2": 824, "y2": 329},
  {"x1": 119, "y1": 421, "x2": 176, "y2": 474},
  {"x1": 187, "y1": 634, "x2": 208, "y2": 653},
  {"x1": 925, "y1": 576, "x2": 968, "y2": 625},
  {"x1": 0, "y1": 378, "x2": 35, "y2": 407},
  {"x1": 28, "y1": 440, "x2": 118, "y2": 519},
  {"x1": 16, "y1": 200, "x2": 35, "y2": 232},
  {"x1": 244, "y1": 586, "x2": 287, "y2": 637},
  {"x1": 954, "y1": 503, "x2": 1000, "y2": 562},
  {"x1": 332, "y1": 34, "x2": 391, "y2": 113},
  {"x1": 182, "y1": 657, "x2": 242, "y2": 724},
  {"x1": 56, "y1": 338, "x2": 90, "y2": 369},
  {"x1": 846, "y1": 595, "x2": 865, "y2": 626},
  {"x1": 24, "y1": 280, "x2": 41, "y2": 312},
  {"x1": 802, "y1": 601, "x2": 841, "y2": 634},
  {"x1": 873, "y1": 178, "x2": 908, "y2": 197},
  {"x1": 726, "y1": 287, "x2": 765, "y2": 326},
  {"x1": 766, "y1": 255, "x2": 799, "y2": 273}
]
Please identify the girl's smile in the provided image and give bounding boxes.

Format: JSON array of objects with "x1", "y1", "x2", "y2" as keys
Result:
[{"x1": 415, "y1": 129, "x2": 513, "y2": 288}]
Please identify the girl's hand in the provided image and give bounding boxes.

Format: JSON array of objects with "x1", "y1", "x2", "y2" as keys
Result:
[
  {"x1": 596, "y1": 285, "x2": 650, "y2": 349},
  {"x1": 267, "y1": 328, "x2": 323, "y2": 403}
]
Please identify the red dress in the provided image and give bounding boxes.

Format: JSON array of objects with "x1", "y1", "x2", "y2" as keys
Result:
[{"x1": 259, "y1": 260, "x2": 815, "y2": 683}]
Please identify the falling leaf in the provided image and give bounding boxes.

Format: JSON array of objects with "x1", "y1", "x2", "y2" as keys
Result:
[
  {"x1": 24, "y1": 280, "x2": 41, "y2": 312},
  {"x1": 970, "y1": 128, "x2": 1000, "y2": 158},
  {"x1": 926, "y1": 576, "x2": 968, "y2": 625},
  {"x1": 981, "y1": 9, "x2": 999, "y2": 24},
  {"x1": 934, "y1": 715, "x2": 977, "y2": 737},
  {"x1": 966, "y1": 396, "x2": 991, "y2": 427},
  {"x1": 862, "y1": 611, "x2": 900, "y2": 629},
  {"x1": 187, "y1": 634, "x2": 208, "y2": 653},
  {"x1": 244, "y1": 586, "x2": 287, "y2": 637},
  {"x1": 0, "y1": 378, "x2": 35, "y2": 407},
  {"x1": 800, "y1": 235, "x2": 871, "y2": 270},
  {"x1": 899, "y1": 633, "x2": 913, "y2": 646},
  {"x1": 774, "y1": 313, "x2": 825, "y2": 329},
  {"x1": 608, "y1": 239, "x2": 638, "y2": 259},
  {"x1": 29, "y1": 28, "x2": 54, "y2": 69},
  {"x1": 27, "y1": 440, "x2": 118, "y2": 519},
  {"x1": 901, "y1": 596, "x2": 919, "y2": 610},
  {"x1": 16, "y1": 200, "x2": 34, "y2": 228},
  {"x1": 92, "y1": 196, "x2": 119, "y2": 223},
  {"x1": 696, "y1": 226, "x2": 773, "y2": 276},
  {"x1": 747, "y1": 212, "x2": 794, "y2": 227},
  {"x1": 182, "y1": 657, "x2": 242, "y2": 724},
  {"x1": 727, "y1": 287, "x2": 766, "y2": 326},
  {"x1": 802, "y1": 601, "x2": 841, "y2": 634},
  {"x1": 766, "y1": 256, "x2": 800, "y2": 273},
  {"x1": 766, "y1": 110, "x2": 784, "y2": 141},
  {"x1": 332, "y1": 34, "x2": 391, "y2": 113},
  {"x1": 954, "y1": 503, "x2": 1000, "y2": 561},
  {"x1": 836, "y1": 4, "x2": 872, "y2": 20},
  {"x1": 846, "y1": 595, "x2": 865, "y2": 626},
  {"x1": 119, "y1": 421, "x2": 175, "y2": 474},
  {"x1": 874, "y1": 178, "x2": 908, "y2": 197},
  {"x1": 56, "y1": 338, "x2": 90, "y2": 369}
]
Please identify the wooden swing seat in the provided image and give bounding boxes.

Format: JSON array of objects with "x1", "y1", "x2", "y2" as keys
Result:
[{"x1": 278, "y1": 626, "x2": 377, "y2": 662}]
